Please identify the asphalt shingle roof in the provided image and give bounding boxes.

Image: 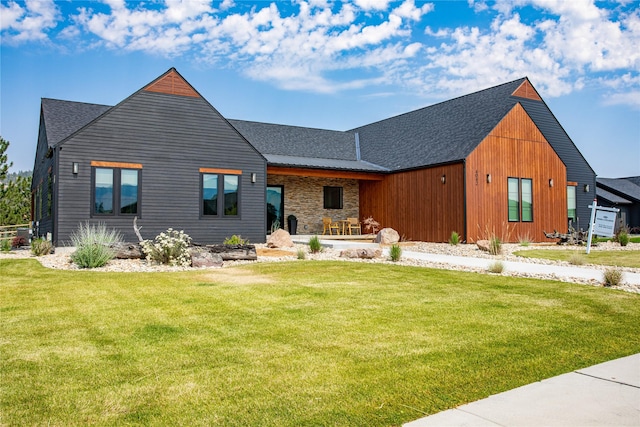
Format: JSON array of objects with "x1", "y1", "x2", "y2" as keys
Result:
[
  {"x1": 597, "y1": 177, "x2": 640, "y2": 203},
  {"x1": 41, "y1": 98, "x2": 111, "y2": 146},
  {"x1": 41, "y1": 78, "x2": 534, "y2": 174},
  {"x1": 350, "y1": 78, "x2": 526, "y2": 170},
  {"x1": 229, "y1": 120, "x2": 358, "y2": 160},
  {"x1": 596, "y1": 187, "x2": 632, "y2": 204}
]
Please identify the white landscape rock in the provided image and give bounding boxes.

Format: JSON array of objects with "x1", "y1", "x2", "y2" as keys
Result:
[{"x1": 375, "y1": 228, "x2": 400, "y2": 244}]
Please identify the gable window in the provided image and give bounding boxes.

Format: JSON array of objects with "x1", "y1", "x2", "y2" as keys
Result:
[
  {"x1": 508, "y1": 177, "x2": 533, "y2": 222},
  {"x1": 92, "y1": 162, "x2": 141, "y2": 216},
  {"x1": 323, "y1": 186, "x2": 343, "y2": 209},
  {"x1": 201, "y1": 168, "x2": 241, "y2": 217}
]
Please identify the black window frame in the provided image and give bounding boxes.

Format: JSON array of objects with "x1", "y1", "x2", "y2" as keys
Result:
[
  {"x1": 200, "y1": 172, "x2": 241, "y2": 219},
  {"x1": 507, "y1": 177, "x2": 533, "y2": 223},
  {"x1": 91, "y1": 167, "x2": 141, "y2": 217},
  {"x1": 323, "y1": 186, "x2": 343, "y2": 210}
]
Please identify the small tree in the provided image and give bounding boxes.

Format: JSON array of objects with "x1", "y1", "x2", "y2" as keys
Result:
[{"x1": 0, "y1": 137, "x2": 32, "y2": 226}]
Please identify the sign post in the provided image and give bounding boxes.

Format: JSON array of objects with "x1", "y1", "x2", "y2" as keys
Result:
[{"x1": 586, "y1": 199, "x2": 619, "y2": 254}]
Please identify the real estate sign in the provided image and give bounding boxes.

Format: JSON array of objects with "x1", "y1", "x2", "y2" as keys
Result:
[{"x1": 586, "y1": 200, "x2": 619, "y2": 254}]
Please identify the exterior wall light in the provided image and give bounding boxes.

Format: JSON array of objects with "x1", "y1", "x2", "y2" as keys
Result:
[
  {"x1": 584, "y1": 184, "x2": 589, "y2": 192},
  {"x1": 441, "y1": 174, "x2": 446, "y2": 184},
  {"x1": 549, "y1": 178, "x2": 553, "y2": 187},
  {"x1": 72, "y1": 162, "x2": 79, "y2": 174},
  {"x1": 251, "y1": 173, "x2": 257, "y2": 183},
  {"x1": 486, "y1": 174, "x2": 491, "y2": 183}
]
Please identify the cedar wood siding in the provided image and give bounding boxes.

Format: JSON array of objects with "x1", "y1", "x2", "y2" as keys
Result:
[
  {"x1": 359, "y1": 163, "x2": 465, "y2": 242},
  {"x1": 517, "y1": 97, "x2": 596, "y2": 230},
  {"x1": 31, "y1": 112, "x2": 55, "y2": 239},
  {"x1": 465, "y1": 103, "x2": 567, "y2": 242},
  {"x1": 55, "y1": 90, "x2": 267, "y2": 245}
]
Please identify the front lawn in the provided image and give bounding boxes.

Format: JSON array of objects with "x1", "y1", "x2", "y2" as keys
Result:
[
  {"x1": 514, "y1": 249, "x2": 640, "y2": 268},
  {"x1": 2, "y1": 259, "x2": 640, "y2": 426}
]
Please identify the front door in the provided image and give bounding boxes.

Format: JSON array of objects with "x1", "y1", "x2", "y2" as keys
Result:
[{"x1": 266, "y1": 185, "x2": 284, "y2": 233}]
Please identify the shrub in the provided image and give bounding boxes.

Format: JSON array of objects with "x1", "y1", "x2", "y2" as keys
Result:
[
  {"x1": 11, "y1": 235, "x2": 27, "y2": 248},
  {"x1": 569, "y1": 252, "x2": 586, "y2": 265},
  {"x1": 603, "y1": 268, "x2": 623, "y2": 287},
  {"x1": 389, "y1": 243, "x2": 402, "y2": 262},
  {"x1": 489, "y1": 236, "x2": 502, "y2": 255},
  {"x1": 487, "y1": 261, "x2": 505, "y2": 274},
  {"x1": 31, "y1": 238, "x2": 52, "y2": 256},
  {"x1": 223, "y1": 235, "x2": 249, "y2": 245},
  {"x1": 449, "y1": 231, "x2": 460, "y2": 246},
  {"x1": 308, "y1": 236, "x2": 322, "y2": 254},
  {"x1": 1, "y1": 237, "x2": 11, "y2": 252},
  {"x1": 296, "y1": 248, "x2": 306, "y2": 260},
  {"x1": 618, "y1": 230, "x2": 629, "y2": 247},
  {"x1": 270, "y1": 219, "x2": 281, "y2": 234},
  {"x1": 141, "y1": 228, "x2": 192, "y2": 267},
  {"x1": 69, "y1": 222, "x2": 123, "y2": 268},
  {"x1": 362, "y1": 216, "x2": 380, "y2": 234}
]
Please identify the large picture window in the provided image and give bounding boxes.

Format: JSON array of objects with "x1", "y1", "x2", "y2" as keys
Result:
[
  {"x1": 202, "y1": 172, "x2": 240, "y2": 217},
  {"x1": 323, "y1": 186, "x2": 343, "y2": 209},
  {"x1": 508, "y1": 177, "x2": 533, "y2": 222},
  {"x1": 93, "y1": 167, "x2": 140, "y2": 216}
]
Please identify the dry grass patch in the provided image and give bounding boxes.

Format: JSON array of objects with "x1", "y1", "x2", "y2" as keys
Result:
[{"x1": 197, "y1": 267, "x2": 276, "y2": 285}]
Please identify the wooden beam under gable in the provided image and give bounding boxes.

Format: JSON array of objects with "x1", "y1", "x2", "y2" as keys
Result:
[
  {"x1": 143, "y1": 69, "x2": 200, "y2": 98},
  {"x1": 512, "y1": 80, "x2": 542, "y2": 101}
]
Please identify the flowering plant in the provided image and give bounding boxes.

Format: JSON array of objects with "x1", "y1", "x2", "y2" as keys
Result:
[{"x1": 141, "y1": 228, "x2": 192, "y2": 267}]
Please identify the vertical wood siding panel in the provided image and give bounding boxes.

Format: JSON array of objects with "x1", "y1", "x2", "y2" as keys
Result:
[{"x1": 466, "y1": 104, "x2": 566, "y2": 242}]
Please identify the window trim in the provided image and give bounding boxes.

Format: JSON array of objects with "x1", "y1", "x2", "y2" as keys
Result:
[
  {"x1": 200, "y1": 170, "x2": 242, "y2": 219},
  {"x1": 91, "y1": 166, "x2": 142, "y2": 217}
]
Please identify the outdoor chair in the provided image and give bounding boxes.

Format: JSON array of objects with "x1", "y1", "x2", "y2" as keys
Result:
[
  {"x1": 347, "y1": 217, "x2": 362, "y2": 235},
  {"x1": 322, "y1": 217, "x2": 340, "y2": 235}
]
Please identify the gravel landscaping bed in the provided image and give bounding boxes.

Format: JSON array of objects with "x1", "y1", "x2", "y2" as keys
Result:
[{"x1": 2, "y1": 241, "x2": 638, "y2": 293}]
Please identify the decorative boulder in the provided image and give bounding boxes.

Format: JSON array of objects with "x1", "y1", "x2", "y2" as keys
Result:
[
  {"x1": 110, "y1": 242, "x2": 143, "y2": 259},
  {"x1": 339, "y1": 248, "x2": 382, "y2": 259},
  {"x1": 206, "y1": 244, "x2": 257, "y2": 261},
  {"x1": 267, "y1": 229, "x2": 294, "y2": 248},
  {"x1": 476, "y1": 240, "x2": 491, "y2": 252},
  {"x1": 190, "y1": 248, "x2": 224, "y2": 268},
  {"x1": 374, "y1": 228, "x2": 400, "y2": 245}
]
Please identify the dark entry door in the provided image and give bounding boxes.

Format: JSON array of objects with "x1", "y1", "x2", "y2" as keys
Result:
[{"x1": 266, "y1": 185, "x2": 284, "y2": 233}]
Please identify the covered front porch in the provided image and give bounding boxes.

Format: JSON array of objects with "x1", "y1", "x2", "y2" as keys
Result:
[{"x1": 266, "y1": 166, "x2": 384, "y2": 236}]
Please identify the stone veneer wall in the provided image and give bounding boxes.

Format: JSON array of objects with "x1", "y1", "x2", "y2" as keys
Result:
[{"x1": 267, "y1": 175, "x2": 360, "y2": 235}]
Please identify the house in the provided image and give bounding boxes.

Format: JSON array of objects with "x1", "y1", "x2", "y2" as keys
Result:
[
  {"x1": 596, "y1": 177, "x2": 640, "y2": 232},
  {"x1": 32, "y1": 68, "x2": 596, "y2": 245}
]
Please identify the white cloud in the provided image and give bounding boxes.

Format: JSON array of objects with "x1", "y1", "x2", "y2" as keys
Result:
[
  {"x1": 0, "y1": 0, "x2": 59, "y2": 42},
  {"x1": 354, "y1": 0, "x2": 390, "y2": 12}
]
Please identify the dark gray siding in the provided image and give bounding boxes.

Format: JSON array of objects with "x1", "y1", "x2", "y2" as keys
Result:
[
  {"x1": 518, "y1": 98, "x2": 596, "y2": 230},
  {"x1": 56, "y1": 91, "x2": 266, "y2": 245},
  {"x1": 31, "y1": 113, "x2": 54, "y2": 239}
]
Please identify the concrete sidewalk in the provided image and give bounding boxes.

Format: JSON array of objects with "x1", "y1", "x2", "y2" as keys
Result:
[{"x1": 404, "y1": 353, "x2": 640, "y2": 427}]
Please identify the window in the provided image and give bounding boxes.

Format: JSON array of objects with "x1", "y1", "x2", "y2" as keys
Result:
[
  {"x1": 93, "y1": 167, "x2": 140, "y2": 216},
  {"x1": 201, "y1": 173, "x2": 240, "y2": 217},
  {"x1": 323, "y1": 186, "x2": 343, "y2": 209},
  {"x1": 508, "y1": 177, "x2": 533, "y2": 222},
  {"x1": 567, "y1": 185, "x2": 577, "y2": 223}
]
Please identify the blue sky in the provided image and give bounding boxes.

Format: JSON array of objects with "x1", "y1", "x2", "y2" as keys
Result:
[{"x1": 1, "y1": 0, "x2": 639, "y2": 177}]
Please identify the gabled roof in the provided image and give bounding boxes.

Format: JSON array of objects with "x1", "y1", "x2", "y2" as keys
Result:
[
  {"x1": 263, "y1": 154, "x2": 389, "y2": 172},
  {"x1": 41, "y1": 98, "x2": 111, "y2": 146},
  {"x1": 350, "y1": 78, "x2": 527, "y2": 170},
  {"x1": 597, "y1": 177, "x2": 640, "y2": 203}
]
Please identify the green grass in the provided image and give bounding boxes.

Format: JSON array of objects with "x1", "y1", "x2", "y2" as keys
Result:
[
  {"x1": 2, "y1": 259, "x2": 640, "y2": 426},
  {"x1": 515, "y1": 249, "x2": 640, "y2": 268}
]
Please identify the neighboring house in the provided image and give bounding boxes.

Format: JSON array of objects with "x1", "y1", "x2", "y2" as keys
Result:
[
  {"x1": 596, "y1": 177, "x2": 640, "y2": 232},
  {"x1": 32, "y1": 68, "x2": 596, "y2": 245}
]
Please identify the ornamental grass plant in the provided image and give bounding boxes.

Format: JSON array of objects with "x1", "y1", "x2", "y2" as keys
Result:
[{"x1": 69, "y1": 222, "x2": 122, "y2": 268}]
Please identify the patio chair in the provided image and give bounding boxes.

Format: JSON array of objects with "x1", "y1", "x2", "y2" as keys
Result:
[
  {"x1": 347, "y1": 217, "x2": 362, "y2": 235},
  {"x1": 322, "y1": 217, "x2": 340, "y2": 235}
]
